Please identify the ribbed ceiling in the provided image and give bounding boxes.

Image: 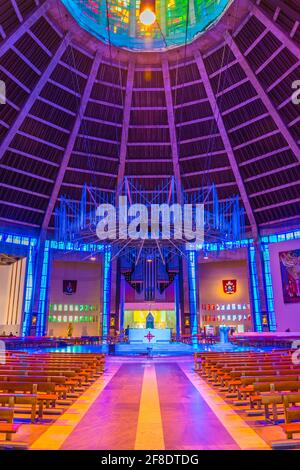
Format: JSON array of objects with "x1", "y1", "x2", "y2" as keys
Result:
[{"x1": 0, "y1": 0, "x2": 299, "y2": 236}]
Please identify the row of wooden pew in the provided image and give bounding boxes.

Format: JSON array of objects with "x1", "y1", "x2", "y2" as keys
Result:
[
  {"x1": 194, "y1": 350, "x2": 300, "y2": 446},
  {"x1": 0, "y1": 350, "x2": 105, "y2": 448}
]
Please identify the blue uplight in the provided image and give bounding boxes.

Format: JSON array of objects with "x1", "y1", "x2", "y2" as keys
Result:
[
  {"x1": 102, "y1": 246, "x2": 112, "y2": 338},
  {"x1": 187, "y1": 250, "x2": 198, "y2": 344}
]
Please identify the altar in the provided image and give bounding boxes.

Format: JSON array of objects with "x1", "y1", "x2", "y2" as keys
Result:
[{"x1": 128, "y1": 328, "x2": 171, "y2": 344}]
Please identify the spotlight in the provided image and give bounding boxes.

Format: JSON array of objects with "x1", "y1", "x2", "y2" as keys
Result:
[
  {"x1": 139, "y1": 0, "x2": 156, "y2": 26},
  {"x1": 90, "y1": 255, "x2": 96, "y2": 261},
  {"x1": 140, "y1": 9, "x2": 156, "y2": 25}
]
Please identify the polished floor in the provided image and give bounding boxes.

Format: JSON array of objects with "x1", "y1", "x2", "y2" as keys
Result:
[{"x1": 24, "y1": 357, "x2": 279, "y2": 450}]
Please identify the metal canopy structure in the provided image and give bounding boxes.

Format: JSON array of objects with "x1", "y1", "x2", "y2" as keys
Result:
[
  {"x1": 0, "y1": 0, "x2": 299, "y2": 237},
  {"x1": 54, "y1": 176, "x2": 245, "y2": 258}
]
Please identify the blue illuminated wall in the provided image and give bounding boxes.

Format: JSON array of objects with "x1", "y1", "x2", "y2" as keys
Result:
[
  {"x1": 247, "y1": 245, "x2": 263, "y2": 332},
  {"x1": 102, "y1": 246, "x2": 112, "y2": 338},
  {"x1": 22, "y1": 241, "x2": 36, "y2": 336},
  {"x1": 174, "y1": 273, "x2": 181, "y2": 337},
  {"x1": 1, "y1": 228, "x2": 300, "y2": 336},
  {"x1": 187, "y1": 250, "x2": 198, "y2": 342},
  {"x1": 36, "y1": 240, "x2": 51, "y2": 337},
  {"x1": 261, "y1": 243, "x2": 276, "y2": 332}
]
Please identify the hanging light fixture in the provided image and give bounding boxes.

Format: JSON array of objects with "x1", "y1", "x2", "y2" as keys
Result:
[{"x1": 139, "y1": 0, "x2": 156, "y2": 26}]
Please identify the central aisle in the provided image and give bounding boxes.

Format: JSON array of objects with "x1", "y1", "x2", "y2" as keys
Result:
[
  {"x1": 31, "y1": 358, "x2": 270, "y2": 450},
  {"x1": 61, "y1": 361, "x2": 238, "y2": 450}
]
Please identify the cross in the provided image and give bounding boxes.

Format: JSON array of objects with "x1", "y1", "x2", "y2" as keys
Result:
[{"x1": 144, "y1": 331, "x2": 155, "y2": 343}]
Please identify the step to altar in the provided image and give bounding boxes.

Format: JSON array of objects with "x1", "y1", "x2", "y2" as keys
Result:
[{"x1": 114, "y1": 342, "x2": 194, "y2": 355}]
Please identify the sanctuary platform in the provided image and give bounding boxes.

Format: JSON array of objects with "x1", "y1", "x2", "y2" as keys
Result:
[{"x1": 115, "y1": 341, "x2": 193, "y2": 355}]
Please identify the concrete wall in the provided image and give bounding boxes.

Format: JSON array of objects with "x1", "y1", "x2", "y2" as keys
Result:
[
  {"x1": 0, "y1": 258, "x2": 26, "y2": 335},
  {"x1": 0, "y1": 265, "x2": 11, "y2": 330},
  {"x1": 48, "y1": 260, "x2": 102, "y2": 337},
  {"x1": 199, "y1": 259, "x2": 251, "y2": 330}
]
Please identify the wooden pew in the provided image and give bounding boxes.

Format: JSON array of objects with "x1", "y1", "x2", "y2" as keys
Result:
[
  {"x1": 0, "y1": 402, "x2": 20, "y2": 441},
  {"x1": 280, "y1": 394, "x2": 300, "y2": 439},
  {"x1": 215, "y1": 365, "x2": 299, "y2": 388},
  {"x1": 194, "y1": 351, "x2": 291, "y2": 371},
  {"x1": 240, "y1": 375, "x2": 300, "y2": 389},
  {"x1": 0, "y1": 375, "x2": 69, "y2": 399},
  {"x1": 201, "y1": 358, "x2": 293, "y2": 380},
  {"x1": 3, "y1": 358, "x2": 99, "y2": 373},
  {"x1": 0, "y1": 394, "x2": 37, "y2": 423},
  {"x1": 257, "y1": 392, "x2": 300, "y2": 425},
  {"x1": 0, "y1": 351, "x2": 106, "y2": 435},
  {"x1": 249, "y1": 381, "x2": 300, "y2": 412},
  {"x1": 0, "y1": 365, "x2": 91, "y2": 382},
  {"x1": 0, "y1": 382, "x2": 58, "y2": 418},
  {"x1": 215, "y1": 363, "x2": 298, "y2": 388},
  {"x1": 0, "y1": 364, "x2": 97, "y2": 382},
  {"x1": 0, "y1": 374, "x2": 66, "y2": 384},
  {"x1": 1, "y1": 361, "x2": 97, "y2": 381}
]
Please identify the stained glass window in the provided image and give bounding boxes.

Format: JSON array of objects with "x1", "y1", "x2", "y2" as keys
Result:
[{"x1": 61, "y1": 0, "x2": 232, "y2": 50}]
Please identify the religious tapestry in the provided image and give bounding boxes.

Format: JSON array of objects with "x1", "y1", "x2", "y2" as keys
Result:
[{"x1": 280, "y1": 250, "x2": 300, "y2": 303}]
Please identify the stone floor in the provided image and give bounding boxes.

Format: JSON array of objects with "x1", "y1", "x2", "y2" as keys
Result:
[{"x1": 7, "y1": 356, "x2": 299, "y2": 450}]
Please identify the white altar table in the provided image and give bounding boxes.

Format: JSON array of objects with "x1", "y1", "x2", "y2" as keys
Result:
[{"x1": 128, "y1": 328, "x2": 171, "y2": 344}]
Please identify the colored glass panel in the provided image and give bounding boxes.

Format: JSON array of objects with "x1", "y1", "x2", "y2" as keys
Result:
[{"x1": 60, "y1": 0, "x2": 232, "y2": 50}]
